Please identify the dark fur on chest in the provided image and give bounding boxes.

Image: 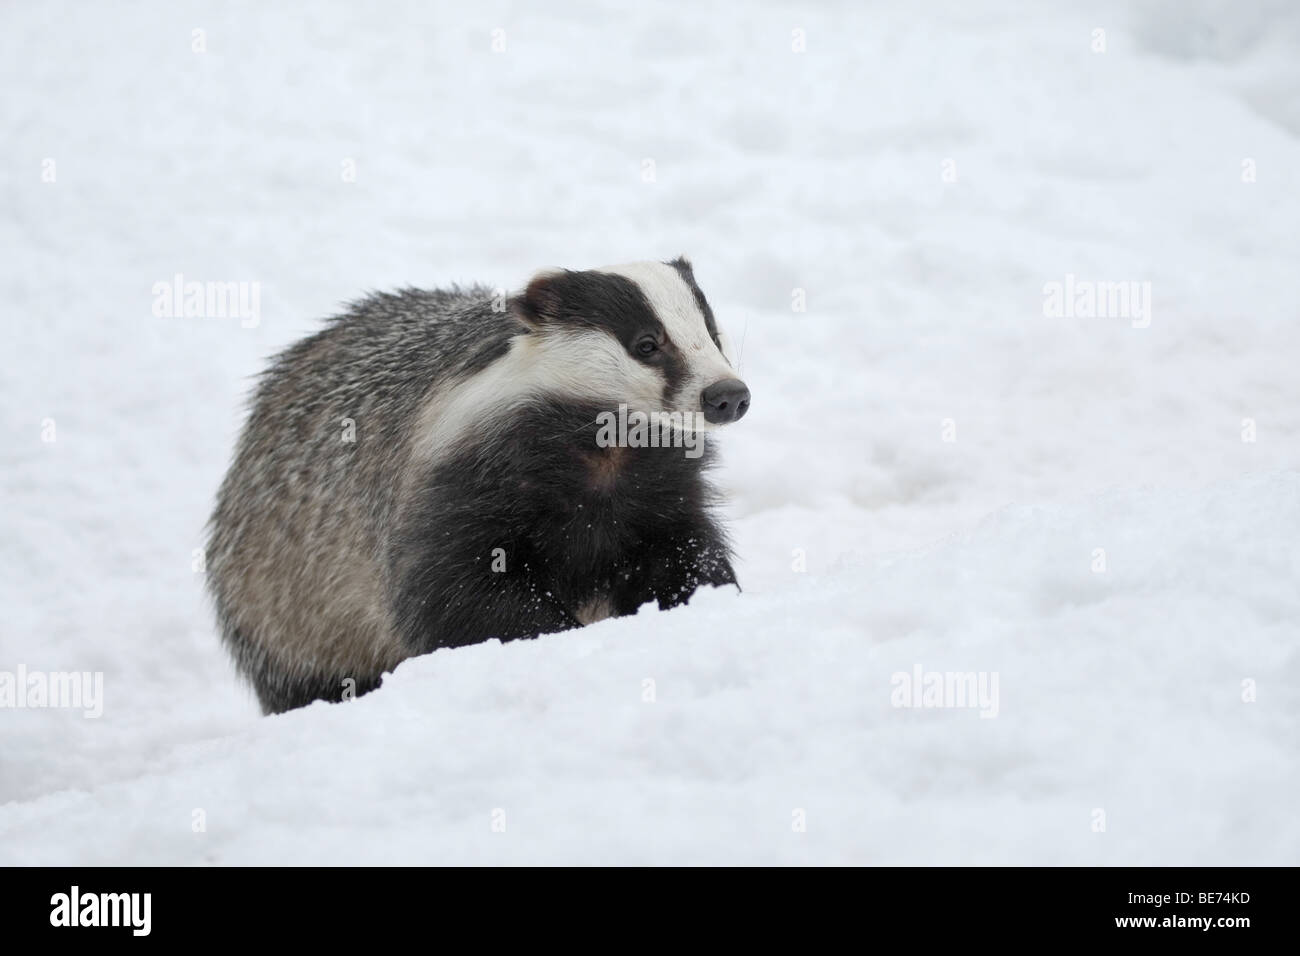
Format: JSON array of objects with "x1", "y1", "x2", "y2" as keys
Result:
[{"x1": 389, "y1": 400, "x2": 735, "y2": 653}]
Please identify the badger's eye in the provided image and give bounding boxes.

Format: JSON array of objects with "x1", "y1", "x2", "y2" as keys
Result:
[{"x1": 636, "y1": 337, "x2": 659, "y2": 356}]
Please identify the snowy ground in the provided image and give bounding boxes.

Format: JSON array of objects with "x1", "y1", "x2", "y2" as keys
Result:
[{"x1": 2, "y1": 0, "x2": 1298, "y2": 865}]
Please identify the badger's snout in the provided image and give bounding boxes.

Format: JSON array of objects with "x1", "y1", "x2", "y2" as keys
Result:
[{"x1": 701, "y1": 378, "x2": 750, "y2": 424}]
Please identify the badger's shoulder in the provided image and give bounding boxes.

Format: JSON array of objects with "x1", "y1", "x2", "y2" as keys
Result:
[
  {"x1": 330, "y1": 283, "x2": 500, "y2": 331},
  {"x1": 325, "y1": 283, "x2": 515, "y2": 369},
  {"x1": 245, "y1": 284, "x2": 513, "y2": 410}
]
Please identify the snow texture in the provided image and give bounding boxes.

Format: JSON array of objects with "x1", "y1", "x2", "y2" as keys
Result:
[{"x1": 2, "y1": 0, "x2": 1298, "y2": 864}]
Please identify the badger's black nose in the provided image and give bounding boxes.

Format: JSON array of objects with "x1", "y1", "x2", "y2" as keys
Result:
[{"x1": 701, "y1": 378, "x2": 751, "y2": 424}]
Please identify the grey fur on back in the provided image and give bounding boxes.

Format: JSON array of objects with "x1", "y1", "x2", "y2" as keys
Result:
[{"x1": 206, "y1": 286, "x2": 512, "y2": 712}]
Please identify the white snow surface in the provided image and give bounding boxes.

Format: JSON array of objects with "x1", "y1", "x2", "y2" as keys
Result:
[{"x1": 2, "y1": 0, "x2": 1298, "y2": 865}]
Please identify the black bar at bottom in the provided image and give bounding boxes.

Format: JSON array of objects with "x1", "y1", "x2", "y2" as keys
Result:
[{"x1": 0, "y1": 866, "x2": 1283, "y2": 942}]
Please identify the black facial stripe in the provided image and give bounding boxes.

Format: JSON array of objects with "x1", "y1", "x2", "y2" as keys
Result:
[
  {"x1": 524, "y1": 270, "x2": 660, "y2": 339},
  {"x1": 517, "y1": 269, "x2": 688, "y2": 401},
  {"x1": 656, "y1": 338, "x2": 688, "y2": 398},
  {"x1": 668, "y1": 257, "x2": 721, "y2": 346}
]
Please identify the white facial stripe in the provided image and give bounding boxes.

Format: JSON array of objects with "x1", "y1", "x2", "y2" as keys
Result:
[
  {"x1": 596, "y1": 261, "x2": 736, "y2": 409},
  {"x1": 597, "y1": 262, "x2": 705, "y2": 347}
]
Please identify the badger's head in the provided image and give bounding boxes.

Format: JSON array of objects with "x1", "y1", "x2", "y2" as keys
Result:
[{"x1": 508, "y1": 257, "x2": 749, "y2": 430}]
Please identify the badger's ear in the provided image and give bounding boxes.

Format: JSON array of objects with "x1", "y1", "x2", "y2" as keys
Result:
[
  {"x1": 668, "y1": 255, "x2": 694, "y2": 274},
  {"x1": 508, "y1": 268, "x2": 567, "y2": 330}
]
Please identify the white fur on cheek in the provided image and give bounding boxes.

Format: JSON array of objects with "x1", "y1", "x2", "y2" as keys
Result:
[
  {"x1": 530, "y1": 327, "x2": 665, "y2": 409},
  {"x1": 412, "y1": 327, "x2": 664, "y2": 464}
]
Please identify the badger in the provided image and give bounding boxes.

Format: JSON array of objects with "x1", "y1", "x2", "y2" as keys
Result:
[{"x1": 206, "y1": 258, "x2": 750, "y2": 714}]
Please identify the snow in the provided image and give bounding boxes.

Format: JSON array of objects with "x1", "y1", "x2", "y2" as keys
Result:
[{"x1": 2, "y1": 0, "x2": 1298, "y2": 864}]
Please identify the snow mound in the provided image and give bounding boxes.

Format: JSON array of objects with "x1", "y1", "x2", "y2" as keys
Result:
[{"x1": 3, "y1": 474, "x2": 1295, "y2": 865}]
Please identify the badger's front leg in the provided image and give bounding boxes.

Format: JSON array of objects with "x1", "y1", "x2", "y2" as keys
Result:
[
  {"x1": 609, "y1": 527, "x2": 737, "y2": 616},
  {"x1": 394, "y1": 556, "x2": 581, "y2": 654}
]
